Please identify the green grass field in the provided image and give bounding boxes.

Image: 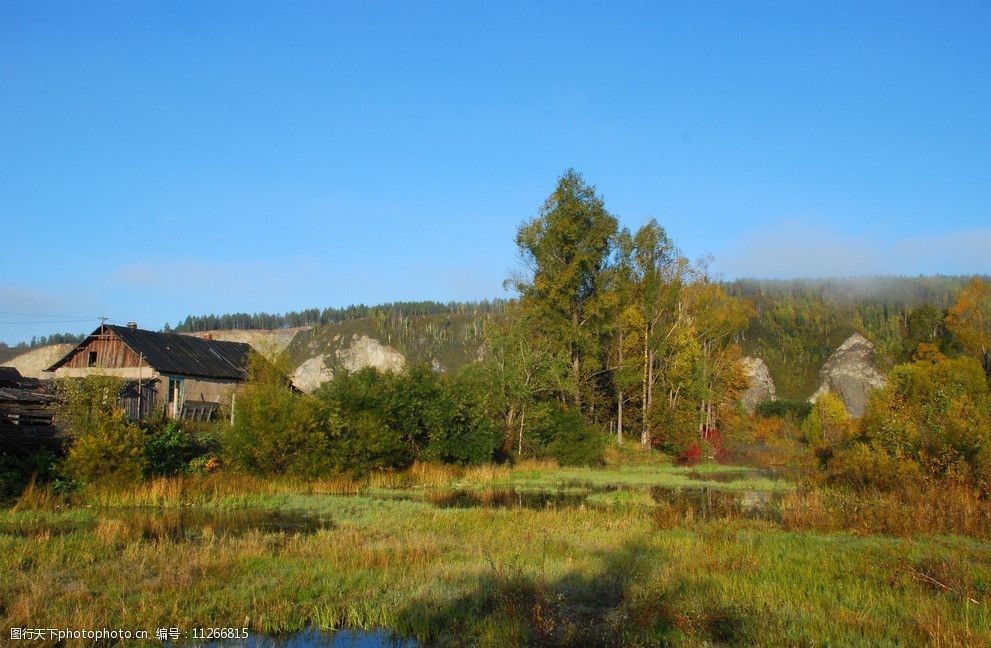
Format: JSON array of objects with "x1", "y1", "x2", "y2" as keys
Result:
[{"x1": 1, "y1": 462, "x2": 989, "y2": 646}]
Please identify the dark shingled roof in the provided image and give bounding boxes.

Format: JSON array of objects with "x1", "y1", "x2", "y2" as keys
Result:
[
  {"x1": 0, "y1": 366, "x2": 23, "y2": 384},
  {"x1": 47, "y1": 325, "x2": 253, "y2": 380}
]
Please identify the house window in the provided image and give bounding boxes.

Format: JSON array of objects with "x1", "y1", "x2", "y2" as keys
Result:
[{"x1": 88, "y1": 351, "x2": 97, "y2": 367}]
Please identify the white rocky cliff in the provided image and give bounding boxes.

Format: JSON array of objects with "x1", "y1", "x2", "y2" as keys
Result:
[
  {"x1": 291, "y1": 335, "x2": 406, "y2": 393},
  {"x1": 811, "y1": 333, "x2": 886, "y2": 417},
  {"x1": 740, "y1": 356, "x2": 776, "y2": 412}
]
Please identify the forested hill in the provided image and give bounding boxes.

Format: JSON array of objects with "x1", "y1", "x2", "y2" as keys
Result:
[
  {"x1": 725, "y1": 275, "x2": 987, "y2": 398},
  {"x1": 0, "y1": 332, "x2": 85, "y2": 365},
  {"x1": 167, "y1": 300, "x2": 507, "y2": 333},
  {"x1": 162, "y1": 275, "x2": 988, "y2": 401}
]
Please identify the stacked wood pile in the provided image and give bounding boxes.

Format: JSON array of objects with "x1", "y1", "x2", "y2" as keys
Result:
[{"x1": 0, "y1": 380, "x2": 61, "y2": 452}]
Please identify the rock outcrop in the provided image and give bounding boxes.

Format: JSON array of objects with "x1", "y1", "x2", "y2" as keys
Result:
[
  {"x1": 740, "y1": 356, "x2": 776, "y2": 412},
  {"x1": 291, "y1": 354, "x2": 335, "y2": 393},
  {"x1": 336, "y1": 335, "x2": 405, "y2": 374},
  {"x1": 811, "y1": 333, "x2": 885, "y2": 417},
  {"x1": 290, "y1": 335, "x2": 406, "y2": 393}
]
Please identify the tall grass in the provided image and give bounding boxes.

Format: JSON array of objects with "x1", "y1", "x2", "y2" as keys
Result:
[
  {"x1": 2, "y1": 492, "x2": 989, "y2": 646},
  {"x1": 781, "y1": 482, "x2": 991, "y2": 539}
]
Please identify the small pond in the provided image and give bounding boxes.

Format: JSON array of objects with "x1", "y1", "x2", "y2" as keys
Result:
[
  {"x1": 425, "y1": 488, "x2": 588, "y2": 509},
  {"x1": 380, "y1": 486, "x2": 781, "y2": 520},
  {"x1": 685, "y1": 469, "x2": 781, "y2": 483},
  {"x1": 649, "y1": 486, "x2": 781, "y2": 521}
]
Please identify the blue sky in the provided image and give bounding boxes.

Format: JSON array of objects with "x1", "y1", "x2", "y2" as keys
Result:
[{"x1": 2, "y1": 1, "x2": 989, "y2": 344}]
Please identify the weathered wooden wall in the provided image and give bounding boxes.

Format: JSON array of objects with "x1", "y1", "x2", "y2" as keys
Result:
[{"x1": 61, "y1": 332, "x2": 146, "y2": 369}]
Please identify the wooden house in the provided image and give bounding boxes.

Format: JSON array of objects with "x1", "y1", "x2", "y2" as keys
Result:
[{"x1": 47, "y1": 323, "x2": 254, "y2": 420}]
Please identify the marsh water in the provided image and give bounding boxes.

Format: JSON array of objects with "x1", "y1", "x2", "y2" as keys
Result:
[{"x1": 381, "y1": 484, "x2": 782, "y2": 520}]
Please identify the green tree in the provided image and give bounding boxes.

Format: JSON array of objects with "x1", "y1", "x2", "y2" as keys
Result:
[
  {"x1": 801, "y1": 392, "x2": 851, "y2": 447},
  {"x1": 682, "y1": 280, "x2": 752, "y2": 438},
  {"x1": 624, "y1": 219, "x2": 690, "y2": 448},
  {"x1": 511, "y1": 169, "x2": 619, "y2": 409},
  {"x1": 608, "y1": 228, "x2": 638, "y2": 445},
  {"x1": 471, "y1": 310, "x2": 567, "y2": 456},
  {"x1": 225, "y1": 353, "x2": 331, "y2": 477}
]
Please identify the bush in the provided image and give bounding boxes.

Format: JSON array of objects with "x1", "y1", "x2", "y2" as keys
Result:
[
  {"x1": 54, "y1": 376, "x2": 146, "y2": 486},
  {"x1": 801, "y1": 392, "x2": 851, "y2": 446},
  {"x1": 317, "y1": 366, "x2": 441, "y2": 452},
  {"x1": 318, "y1": 365, "x2": 503, "y2": 470},
  {"x1": 756, "y1": 399, "x2": 812, "y2": 420},
  {"x1": 649, "y1": 403, "x2": 700, "y2": 456},
  {"x1": 822, "y1": 442, "x2": 925, "y2": 491},
  {"x1": 144, "y1": 422, "x2": 202, "y2": 477},
  {"x1": 539, "y1": 406, "x2": 606, "y2": 466},
  {"x1": 678, "y1": 442, "x2": 702, "y2": 466},
  {"x1": 64, "y1": 409, "x2": 146, "y2": 486},
  {"x1": 224, "y1": 354, "x2": 332, "y2": 477},
  {"x1": 329, "y1": 412, "x2": 410, "y2": 474},
  {"x1": 0, "y1": 449, "x2": 70, "y2": 501},
  {"x1": 424, "y1": 375, "x2": 501, "y2": 465},
  {"x1": 812, "y1": 354, "x2": 991, "y2": 492}
]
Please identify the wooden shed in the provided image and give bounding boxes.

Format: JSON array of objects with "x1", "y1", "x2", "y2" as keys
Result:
[{"x1": 46, "y1": 323, "x2": 254, "y2": 420}]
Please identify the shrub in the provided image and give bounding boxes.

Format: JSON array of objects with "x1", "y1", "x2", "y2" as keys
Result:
[
  {"x1": 318, "y1": 365, "x2": 504, "y2": 470},
  {"x1": 424, "y1": 375, "x2": 500, "y2": 465},
  {"x1": 317, "y1": 365, "x2": 442, "y2": 456},
  {"x1": 678, "y1": 441, "x2": 702, "y2": 466},
  {"x1": 54, "y1": 376, "x2": 146, "y2": 486},
  {"x1": 0, "y1": 449, "x2": 70, "y2": 501},
  {"x1": 801, "y1": 392, "x2": 851, "y2": 446},
  {"x1": 756, "y1": 399, "x2": 812, "y2": 420},
  {"x1": 53, "y1": 375, "x2": 128, "y2": 433},
  {"x1": 224, "y1": 354, "x2": 332, "y2": 477},
  {"x1": 542, "y1": 407, "x2": 606, "y2": 466},
  {"x1": 857, "y1": 355, "x2": 991, "y2": 489},
  {"x1": 823, "y1": 442, "x2": 925, "y2": 491},
  {"x1": 144, "y1": 422, "x2": 202, "y2": 477},
  {"x1": 650, "y1": 403, "x2": 700, "y2": 456},
  {"x1": 326, "y1": 412, "x2": 408, "y2": 474},
  {"x1": 702, "y1": 428, "x2": 730, "y2": 462},
  {"x1": 64, "y1": 409, "x2": 146, "y2": 486},
  {"x1": 811, "y1": 354, "x2": 991, "y2": 492}
]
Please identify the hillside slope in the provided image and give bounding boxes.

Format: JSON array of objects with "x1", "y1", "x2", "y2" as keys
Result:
[
  {"x1": 1, "y1": 343, "x2": 75, "y2": 378},
  {"x1": 186, "y1": 327, "x2": 309, "y2": 357},
  {"x1": 181, "y1": 314, "x2": 492, "y2": 392}
]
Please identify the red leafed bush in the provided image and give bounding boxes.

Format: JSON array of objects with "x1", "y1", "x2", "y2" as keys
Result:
[
  {"x1": 679, "y1": 442, "x2": 702, "y2": 466},
  {"x1": 703, "y1": 428, "x2": 731, "y2": 463},
  {"x1": 679, "y1": 429, "x2": 730, "y2": 465}
]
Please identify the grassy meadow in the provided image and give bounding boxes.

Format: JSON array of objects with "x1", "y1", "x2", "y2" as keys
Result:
[{"x1": 2, "y1": 460, "x2": 990, "y2": 647}]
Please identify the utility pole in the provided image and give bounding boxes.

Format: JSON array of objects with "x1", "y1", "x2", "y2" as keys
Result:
[{"x1": 137, "y1": 352, "x2": 143, "y2": 419}]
